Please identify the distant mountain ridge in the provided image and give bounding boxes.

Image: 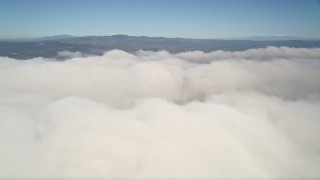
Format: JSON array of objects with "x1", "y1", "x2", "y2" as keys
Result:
[
  {"x1": 1, "y1": 34, "x2": 318, "y2": 42},
  {"x1": 1, "y1": 34, "x2": 320, "y2": 59},
  {"x1": 0, "y1": 34, "x2": 74, "y2": 42},
  {"x1": 241, "y1": 35, "x2": 317, "y2": 41},
  {"x1": 35, "y1": 34, "x2": 74, "y2": 41}
]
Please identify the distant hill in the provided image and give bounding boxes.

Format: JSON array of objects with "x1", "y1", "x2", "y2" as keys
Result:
[
  {"x1": 35, "y1": 35, "x2": 74, "y2": 41},
  {"x1": 241, "y1": 35, "x2": 315, "y2": 41},
  {"x1": 1, "y1": 35, "x2": 320, "y2": 59},
  {"x1": 0, "y1": 35, "x2": 74, "y2": 42}
]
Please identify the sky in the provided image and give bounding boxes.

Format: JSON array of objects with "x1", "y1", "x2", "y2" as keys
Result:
[{"x1": 0, "y1": 0, "x2": 320, "y2": 39}]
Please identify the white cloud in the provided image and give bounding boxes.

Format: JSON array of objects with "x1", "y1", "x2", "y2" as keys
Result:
[
  {"x1": 57, "y1": 50, "x2": 86, "y2": 58},
  {"x1": 0, "y1": 47, "x2": 320, "y2": 178},
  {"x1": 175, "y1": 46, "x2": 320, "y2": 62}
]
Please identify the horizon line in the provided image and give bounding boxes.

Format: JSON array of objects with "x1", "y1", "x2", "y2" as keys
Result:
[{"x1": 1, "y1": 34, "x2": 320, "y2": 41}]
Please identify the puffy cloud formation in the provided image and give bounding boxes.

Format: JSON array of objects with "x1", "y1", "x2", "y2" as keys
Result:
[{"x1": 0, "y1": 47, "x2": 320, "y2": 178}]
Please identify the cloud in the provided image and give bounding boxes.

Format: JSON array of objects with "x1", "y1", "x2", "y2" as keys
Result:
[
  {"x1": 175, "y1": 46, "x2": 320, "y2": 63},
  {"x1": 57, "y1": 50, "x2": 87, "y2": 58},
  {"x1": 0, "y1": 47, "x2": 320, "y2": 178}
]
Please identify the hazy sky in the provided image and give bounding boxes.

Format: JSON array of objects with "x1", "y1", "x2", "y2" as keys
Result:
[{"x1": 0, "y1": 0, "x2": 320, "y2": 39}]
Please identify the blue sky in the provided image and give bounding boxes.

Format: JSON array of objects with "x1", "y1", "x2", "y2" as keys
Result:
[{"x1": 0, "y1": 0, "x2": 320, "y2": 39}]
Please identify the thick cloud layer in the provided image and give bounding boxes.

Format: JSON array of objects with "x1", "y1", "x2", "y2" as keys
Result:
[{"x1": 0, "y1": 47, "x2": 320, "y2": 178}]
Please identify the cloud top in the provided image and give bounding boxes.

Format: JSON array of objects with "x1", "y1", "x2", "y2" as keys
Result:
[{"x1": 0, "y1": 47, "x2": 320, "y2": 178}]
